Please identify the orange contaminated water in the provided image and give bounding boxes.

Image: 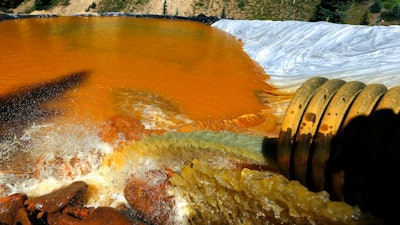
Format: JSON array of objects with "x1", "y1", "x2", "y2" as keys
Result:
[{"x1": 0, "y1": 17, "x2": 274, "y2": 132}]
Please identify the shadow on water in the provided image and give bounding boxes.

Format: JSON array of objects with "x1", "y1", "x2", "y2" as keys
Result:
[{"x1": 0, "y1": 71, "x2": 89, "y2": 141}]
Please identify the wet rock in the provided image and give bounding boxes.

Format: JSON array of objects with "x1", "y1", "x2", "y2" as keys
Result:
[
  {"x1": 100, "y1": 115, "x2": 146, "y2": 145},
  {"x1": 25, "y1": 181, "x2": 88, "y2": 213},
  {"x1": 0, "y1": 180, "x2": 146, "y2": 225},
  {"x1": 123, "y1": 161, "x2": 282, "y2": 225},
  {"x1": 0, "y1": 193, "x2": 26, "y2": 224},
  {"x1": 100, "y1": 115, "x2": 165, "y2": 145},
  {"x1": 47, "y1": 206, "x2": 134, "y2": 225},
  {"x1": 124, "y1": 169, "x2": 174, "y2": 225},
  {"x1": 13, "y1": 208, "x2": 32, "y2": 225},
  {"x1": 13, "y1": 207, "x2": 48, "y2": 225}
]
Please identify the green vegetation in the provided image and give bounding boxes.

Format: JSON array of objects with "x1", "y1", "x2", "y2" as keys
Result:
[
  {"x1": 34, "y1": 0, "x2": 59, "y2": 10},
  {"x1": 162, "y1": 0, "x2": 167, "y2": 15},
  {"x1": 236, "y1": 0, "x2": 321, "y2": 21},
  {"x1": 85, "y1": 2, "x2": 96, "y2": 12},
  {"x1": 221, "y1": 4, "x2": 226, "y2": 18},
  {"x1": 360, "y1": 9, "x2": 370, "y2": 24},
  {"x1": 61, "y1": 0, "x2": 70, "y2": 6},
  {"x1": 312, "y1": 0, "x2": 354, "y2": 23},
  {"x1": 376, "y1": 0, "x2": 400, "y2": 21},
  {"x1": 381, "y1": 3, "x2": 400, "y2": 20},
  {"x1": 363, "y1": 0, "x2": 400, "y2": 24},
  {"x1": 0, "y1": 0, "x2": 24, "y2": 12},
  {"x1": 238, "y1": 0, "x2": 246, "y2": 10},
  {"x1": 97, "y1": 0, "x2": 127, "y2": 13},
  {"x1": 369, "y1": 0, "x2": 382, "y2": 13},
  {"x1": 382, "y1": 0, "x2": 400, "y2": 9},
  {"x1": 2, "y1": 0, "x2": 400, "y2": 25}
]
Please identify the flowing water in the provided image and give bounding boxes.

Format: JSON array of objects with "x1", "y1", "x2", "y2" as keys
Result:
[{"x1": 0, "y1": 17, "x2": 277, "y2": 203}]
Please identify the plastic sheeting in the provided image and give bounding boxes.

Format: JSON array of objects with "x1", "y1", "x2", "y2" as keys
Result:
[{"x1": 212, "y1": 19, "x2": 400, "y2": 92}]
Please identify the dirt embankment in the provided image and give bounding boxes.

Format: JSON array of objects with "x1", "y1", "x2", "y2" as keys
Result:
[
  {"x1": 14, "y1": 0, "x2": 102, "y2": 15},
  {"x1": 12, "y1": 0, "x2": 248, "y2": 19}
]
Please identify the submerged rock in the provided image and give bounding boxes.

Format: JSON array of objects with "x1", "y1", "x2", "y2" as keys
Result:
[
  {"x1": 47, "y1": 206, "x2": 135, "y2": 225},
  {"x1": 0, "y1": 181, "x2": 137, "y2": 225},
  {"x1": 100, "y1": 115, "x2": 147, "y2": 145},
  {"x1": 100, "y1": 115, "x2": 165, "y2": 146},
  {"x1": 124, "y1": 169, "x2": 174, "y2": 225},
  {"x1": 25, "y1": 181, "x2": 88, "y2": 213},
  {"x1": 0, "y1": 193, "x2": 26, "y2": 224}
]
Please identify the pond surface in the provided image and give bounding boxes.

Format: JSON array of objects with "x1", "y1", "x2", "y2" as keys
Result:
[{"x1": 0, "y1": 17, "x2": 273, "y2": 130}]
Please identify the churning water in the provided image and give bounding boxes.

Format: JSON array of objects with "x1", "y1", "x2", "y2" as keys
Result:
[{"x1": 0, "y1": 17, "x2": 275, "y2": 205}]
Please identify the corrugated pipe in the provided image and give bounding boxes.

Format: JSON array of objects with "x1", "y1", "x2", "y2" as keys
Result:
[{"x1": 270, "y1": 77, "x2": 400, "y2": 223}]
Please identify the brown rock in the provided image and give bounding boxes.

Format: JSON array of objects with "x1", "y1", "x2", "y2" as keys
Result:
[
  {"x1": 124, "y1": 169, "x2": 174, "y2": 225},
  {"x1": 25, "y1": 181, "x2": 88, "y2": 213},
  {"x1": 100, "y1": 115, "x2": 146, "y2": 145},
  {"x1": 0, "y1": 193, "x2": 26, "y2": 225},
  {"x1": 47, "y1": 207, "x2": 134, "y2": 225},
  {"x1": 13, "y1": 208, "x2": 32, "y2": 225},
  {"x1": 100, "y1": 115, "x2": 165, "y2": 146},
  {"x1": 1, "y1": 181, "x2": 150, "y2": 225}
]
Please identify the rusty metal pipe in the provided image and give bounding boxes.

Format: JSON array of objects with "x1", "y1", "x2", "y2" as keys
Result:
[{"x1": 274, "y1": 77, "x2": 400, "y2": 224}]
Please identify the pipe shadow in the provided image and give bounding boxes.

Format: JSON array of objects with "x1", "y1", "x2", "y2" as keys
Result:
[
  {"x1": 0, "y1": 71, "x2": 89, "y2": 140},
  {"x1": 328, "y1": 109, "x2": 399, "y2": 224}
]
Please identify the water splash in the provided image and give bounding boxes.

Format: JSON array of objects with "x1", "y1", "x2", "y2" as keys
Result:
[
  {"x1": 0, "y1": 121, "x2": 112, "y2": 197},
  {"x1": 0, "y1": 71, "x2": 89, "y2": 140}
]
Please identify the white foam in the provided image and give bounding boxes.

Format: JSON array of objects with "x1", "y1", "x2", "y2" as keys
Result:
[
  {"x1": 1, "y1": 122, "x2": 113, "y2": 197},
  {"x1": 136, "y1": 102, "x2": 192, "y2": 130},
  {"x1": 168, "y1": 188, "x2": 190, "y2": 225},
  {"x1": 0, "y1": 120, "x2": 189, "y2": 209}
]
